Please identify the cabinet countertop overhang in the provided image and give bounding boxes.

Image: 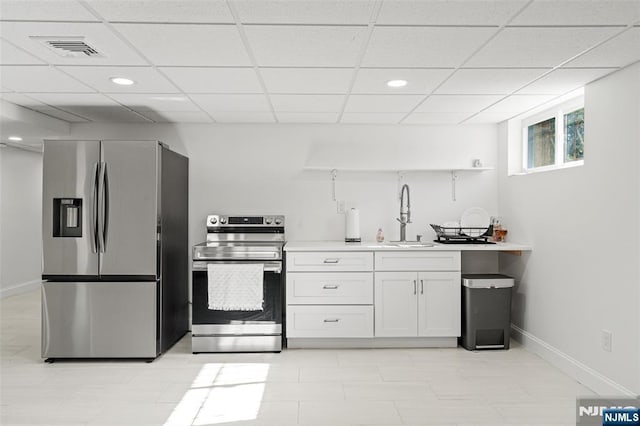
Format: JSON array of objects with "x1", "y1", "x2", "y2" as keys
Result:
[{"x1": 284, "y1": 241, "x2": 531, "y2": 252}]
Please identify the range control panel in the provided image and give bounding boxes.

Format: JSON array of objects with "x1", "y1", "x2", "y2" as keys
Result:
[{"x1": 206, "y1": 215, "x2": 285, "y2": 228}]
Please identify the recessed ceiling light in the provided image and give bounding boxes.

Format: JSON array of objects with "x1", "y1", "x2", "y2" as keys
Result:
[
  {"x1": 8, "y1": 136, "x2": 22, "y2": 141},
  {"x1": 110, "y1": 77, "x2": 135, "y2": 86},
  {"x1": 386, "y1": 79, "x2": 408, "y2": 88}
]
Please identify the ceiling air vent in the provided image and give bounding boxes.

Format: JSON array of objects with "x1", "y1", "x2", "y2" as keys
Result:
[{"x1": 30, "y1": 36, "x2": 102, "y2": 58}]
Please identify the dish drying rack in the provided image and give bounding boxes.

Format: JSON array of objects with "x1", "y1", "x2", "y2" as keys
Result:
[{"x1": 430, "y1": 224, "x2": 494, "y2": 243}]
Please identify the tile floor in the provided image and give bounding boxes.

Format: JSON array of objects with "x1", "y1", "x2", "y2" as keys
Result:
[{"x1": 1, "y1": 289, "x2": 595, "y2": 425}]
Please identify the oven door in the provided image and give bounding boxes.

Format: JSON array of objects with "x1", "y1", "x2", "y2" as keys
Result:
[{"x1": 191, "y1": 261, "x2": 283, "y2": 332}]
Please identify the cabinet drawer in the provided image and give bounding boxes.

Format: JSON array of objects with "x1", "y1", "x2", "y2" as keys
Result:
[
  {"x1": 375, "y1": 251, "x2": 460, "y2": 271},
  {"x1": 286, "y1": 306, "x2": 373, "y2": 338},
  {"x1": 287, "y1": 272, "x2": 373, "y2": 305},
  {"x1": 286, "y1": 251, "x2": 373, "y2": 272}
]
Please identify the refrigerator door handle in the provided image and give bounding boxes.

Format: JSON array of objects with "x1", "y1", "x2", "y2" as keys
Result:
[
  {"x1": 91, "y1": 162, "x2": 99, "y2": 253},
  {"x1": 98, "y1": 161, "x2": 106, "y2": 253},
  {"x1": 103, "y1": 163, "x2": 110, "y2": 251}
]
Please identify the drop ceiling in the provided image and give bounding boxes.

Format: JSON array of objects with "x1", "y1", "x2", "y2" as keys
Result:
[{"x1": 0, "y1": 0, "x2": 638, "y2": 125}]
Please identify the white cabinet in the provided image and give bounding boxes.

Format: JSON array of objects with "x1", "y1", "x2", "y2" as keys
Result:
[
  {"x1": 374, "y1": 272, "x2": 418, "y2": 337},
  {"x1": 286, "y1": 251, "x2": 374, "y2": 340},
  {"x1": 287, "y1": 272, "x2": 373, "y2": 305},
  {"x1": 375, "y1": 251, "x2": 460, "y2": 271},
  {"x1": 374, "y1": 253, "x2": 461, "y2": 338},
  {"x1": 417, "y1": 272, "x2": 461, "y2": 337},
  {"x1": 287, "y1": 251, "x2": 373, "y2": 272},
  {"x1": 287, "y1": 305, "x2": 373, "y2": 338}
]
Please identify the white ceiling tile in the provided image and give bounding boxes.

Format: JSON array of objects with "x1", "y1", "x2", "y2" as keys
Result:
[
  {"x1": 435, "y1": 68, "x2": 549, "y2": 95},
  {"x1": 86, "y1": 0, "x2": 234, "y2": 23},
  {"x1": 58, "y1": 66, "x2": 179, "y2": 93},
  {"x1": 190, "y1": 94, "x2": 271, "y2": 113},
  {"x1": 25, "y1": 93, "x2": 151, "y2": 122},
  {"x1": 0, "y1": 40, "x2": 45, "y2": 65},
  {"x1": 340, "y1": 113, "x2": 406, "y2": 124},
  {"x1": 344, "y1": 94, "x2": 424, "y2": 113},
  {"x1": 0, "y1": 92, "x2": 46, "y2": 107},
  {"x1": 1, "y1": 22, "x2": 147, "y2": 66},
  {"x1": 482, "y1": 94, "x2": 558, "y2": 114},
  {"x1": 466, "y1": 27, "x2": 621, "y2": 68},
  {"x1": 212, "y1": 112, "x2": 275, "y2": 123},
  {"x1": 415, "y1": 95, "x2": 503, "y2": 113},
  {"x1": 0, "y1": 66, "x2": 94, "y2": 92},
  {"x1": 233, "y1": 1, "x2": 376, "y2": 24},
  {"x1": 160, "y1": 67, "x2": 262, "y2": 93},
  {"x1": 276, "y1": 112, "x2": 338, "y2": 123},
  {"x1": 352, "y1": 68, "x2": 452, "y2": 94},
  {"x1": 106, "y1": 94, "x2": 201, "y2": 112},
  {"x1": 512, "y1": 0, "x2": 640, "y2": 25},
  {"x1": 260, "y1": 68, "x2": 353, "y2": 94},
  {"x1": 31, "y1": 107, "x2": 91, "y2": 122},
  {"x1": 403, "y1": 113, "x2": 469, "y2": 125},
  {"x1": 244, "y1": 25, "x2": 367, "y2": 67},
  {"x1": 377, "y1": 1, "x2": 527, "y2": 25},
  {"x1": 114, "y1": 24, "x2": 251, "y2": 66},
  {"x1": 0, "y1": 0, "x2": 98, "y2": 21},
  {"x1": 567, "y1": 27, "x2": 640, "y2": 68},
  {"x1": 518, "y1": 68, "x2": 616, "y2": 95},
  {"x1": 463, "y1": 111, "x2": 515, "y2": 123},
  {"x1": 362, "y1": 27, "x2": 498, "y2": 68},
  {"x1": 269, "y1": 94, "x2": 345, "y2": 112},
  {"x1": 140, "y1": 111, "x2": 214, "y2": 123}
]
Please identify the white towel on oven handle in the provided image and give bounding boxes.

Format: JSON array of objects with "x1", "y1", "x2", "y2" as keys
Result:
[{"x1": 207, "y1": 263, "x2": 264, "y2": 311}]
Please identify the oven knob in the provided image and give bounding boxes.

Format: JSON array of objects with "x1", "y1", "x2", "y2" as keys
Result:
[
  {"x1": 265, "y1": 218, "x2": 273, "y2": 225},
  {"x1": 209, "y1": 217, "x2": 218, "y2": 224},
  {"x1": 274, "y1": 218, "x2": 282, "y2": 225},
  {"x1": 219, "y1": 217, "x2": 227, "y2": 224}
]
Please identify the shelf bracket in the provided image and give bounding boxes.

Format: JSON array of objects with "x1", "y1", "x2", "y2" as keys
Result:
[
  {"x1": 331, "y1": 169, "x2": 338, "y2": 201},
  {"x1": 451, "y1": 170, "x2": 458, "y2": 202}
]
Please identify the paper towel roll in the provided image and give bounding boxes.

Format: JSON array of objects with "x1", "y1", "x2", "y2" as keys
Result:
[{"x1": 345, "y1": 208, "x2": 361, "y2": 242}]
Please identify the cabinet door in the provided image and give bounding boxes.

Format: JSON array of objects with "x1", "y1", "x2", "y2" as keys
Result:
[
  {"x1": 417, "y1": 271, "x2": 461, "y2": 337},
  {"x1": 374, "y1": 272, "x2": 418, "y2": 337}
]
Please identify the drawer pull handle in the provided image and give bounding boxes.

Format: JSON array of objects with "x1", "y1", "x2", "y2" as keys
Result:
[
  {"x1": 420, "y1": 279, "x2": 424, "y2": 294},
  {"x1": 323, "y1": 258, "x2": 340, "y2": 264},
  {"x1": 413, "y1": 280, "x2": 417, "y2": 295},
  {"x1": 323, "y1": 318, "x2": 340, "y2": 323},
  {"x1": 322, "y1": 284, "x2": 339, "y2": 289}
]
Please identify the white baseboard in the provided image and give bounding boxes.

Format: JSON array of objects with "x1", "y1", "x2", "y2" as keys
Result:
[
  {"x1": 0, "y1": 279, "x2": 42, "y2": 299},
  {"x1": 511, "y1": 324, "x2": 637, "y2": 397}
]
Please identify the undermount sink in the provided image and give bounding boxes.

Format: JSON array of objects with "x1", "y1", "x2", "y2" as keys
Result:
[{"x1": 389, "y1": 241, "x2": 435, "y2": 248}]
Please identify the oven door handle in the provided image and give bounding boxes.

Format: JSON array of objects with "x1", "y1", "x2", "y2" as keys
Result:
[{"x1": 192, "y1": 261, "x2": 282, "y2": 274}]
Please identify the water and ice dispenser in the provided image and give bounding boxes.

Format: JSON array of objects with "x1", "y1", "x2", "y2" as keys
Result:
[{"x1": 52, "y1": 198, "x2": 82, "y2": 237}]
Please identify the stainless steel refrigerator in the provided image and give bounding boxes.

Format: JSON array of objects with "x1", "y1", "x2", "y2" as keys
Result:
[{"x1": 41, "y1": 140, "x2": 189, "y2": 360}]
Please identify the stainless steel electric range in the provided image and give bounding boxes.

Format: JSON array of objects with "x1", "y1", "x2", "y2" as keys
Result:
[{"x1": 191, "y1": 214, "x2": 285, "y2": 353}]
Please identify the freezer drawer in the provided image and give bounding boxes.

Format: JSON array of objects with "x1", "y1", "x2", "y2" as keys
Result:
[{"x1": 42, "y1": 281, "x2": 158, "y2": 359}]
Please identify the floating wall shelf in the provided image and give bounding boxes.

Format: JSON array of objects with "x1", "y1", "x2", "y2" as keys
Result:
[{"x1": 304, "y1": 166, "x2": 494, "y2": 202}]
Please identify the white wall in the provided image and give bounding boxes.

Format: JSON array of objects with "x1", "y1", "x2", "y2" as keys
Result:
[
  {"x1": 69, "y1": 124, "x2": 499, "y2": 251},
  {"x1": 0, "y1": 146, "x2": 43, "y2": 297},
  {"x1": 498, "y1": 62, "x2": 640, "y2": 395}
]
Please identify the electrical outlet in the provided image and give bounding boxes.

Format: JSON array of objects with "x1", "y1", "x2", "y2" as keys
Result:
[
  {"x1": 336, "y1": 200, "x2": 345, "y2": 214},
  {"x1": 602, "y1": 330, "x2": 612, "y2": 352}
]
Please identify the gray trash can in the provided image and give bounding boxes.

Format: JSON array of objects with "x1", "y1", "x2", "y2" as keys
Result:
[{"x1": 461, "y1": 274, "x2": 514, "y2": 350}]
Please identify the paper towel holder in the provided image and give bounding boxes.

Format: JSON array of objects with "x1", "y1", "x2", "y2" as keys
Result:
[{"x1": 345, "y1": 207, "x2": 361, "y2": 243}]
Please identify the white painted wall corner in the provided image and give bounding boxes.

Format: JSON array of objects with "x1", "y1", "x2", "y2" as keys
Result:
[{"x1": 511, "y1": 324, "x2": 637, "y2": 397}]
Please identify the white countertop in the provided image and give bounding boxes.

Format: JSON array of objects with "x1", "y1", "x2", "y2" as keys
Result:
[{"x1": 284, "y1": 241, "x2": 532, "y2": 252}]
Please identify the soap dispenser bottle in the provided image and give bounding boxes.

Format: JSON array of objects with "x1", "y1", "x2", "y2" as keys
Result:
[{"x1": 376, "y1": 228, "x2": 384, "y2": 243}]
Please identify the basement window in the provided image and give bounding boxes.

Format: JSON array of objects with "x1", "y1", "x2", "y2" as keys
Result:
[{"x1": 520, "y1": 97, "x2": 584, "y2": 173}]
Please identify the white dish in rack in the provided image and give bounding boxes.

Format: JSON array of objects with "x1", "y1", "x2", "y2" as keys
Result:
[{"x1": 460, "y1": 207, "x2": 490, "y2": 237}]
